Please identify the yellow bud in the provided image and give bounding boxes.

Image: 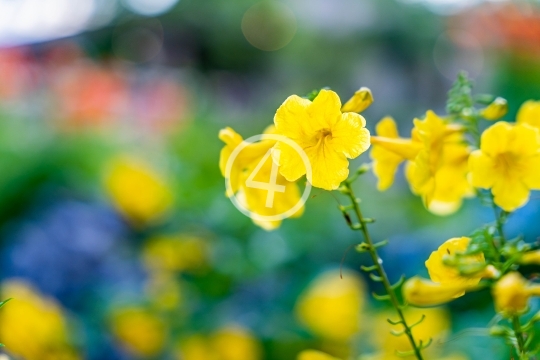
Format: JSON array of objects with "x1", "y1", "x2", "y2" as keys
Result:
[
  {"x1": 481, "y1": 97, "x2": 508, "y2": 120},
  {"x1": 297, "y1": 350, "x2": 341, "y2": 360},
  {"x1": 492, "y1": 272, "x2": 536, "y2": 316},
  {"x1": 520, "y1": 250, "x2": 540, "y2": 265},
  {"x1": 402, "y1": 276, "x2": 469, "y2": 307},
  {"x1": 341, "y1": 87, "x2": 373, "y2": 113}
]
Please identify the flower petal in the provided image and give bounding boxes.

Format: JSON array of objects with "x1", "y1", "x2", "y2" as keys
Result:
[
  {"x1": 523, "y1": 154, "x2": 540, "y2": 189},
  {"x1": 492, "y1": 177, "x2": 530, "y2": 212},
  {"x1": 508, "y1": 124, "x2": 540, "y2": 157},
  {"x1": 308, "y1": 89, "x2": 342, "y2": 130},
  {"x1": 305, "y1": 139, "x2": 349, "y2": 190},
  {"x1": 330, "y1": 112, "x2": 370, "y2": 159},
  {"x1": 274, "y1": 95, "x2": 312, "y2": 139},
  {"x1": 468, "y1": 150, "x2": 496, "y2": 189},
  {"x1": 517, "y1": 100, "x2": 540, "y2": 130},
  {"x1": 376, "y1": 116, "x2": 399, "y2": 138},
  {"x1": 481, "y1": 121, "x2": 512, "y2": 156},
  {"x1": 273, "y1": 142, "x2": 306, "y2": 182}
]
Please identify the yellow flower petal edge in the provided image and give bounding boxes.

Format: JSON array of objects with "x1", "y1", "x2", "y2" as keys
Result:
[
  {"x1": 402, "y1": 276, "x2": 469, "y2": 307},
  {"x1": 517, "y1": 100, "x2": 540, "y2": 131},
  {"x1": 274, "y1": 89, "x2": 370, "y2": 190},
  {"x1": 297, "y1": 350, "x2": 341, "y2": 360}
]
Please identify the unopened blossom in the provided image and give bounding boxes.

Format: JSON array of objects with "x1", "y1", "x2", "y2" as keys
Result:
[
  {"x1": 481, "y1": 97, "x2": 508, "y2": 120},
  {"x1": 341, "y1": 87, "x2": 373, "y2": 113},
  {"x1": 403, "y1": 276, "x2": 470, "y2": 306},
  {"x1": 493, "y1": 272, "x2": 540, "y2": 316}
]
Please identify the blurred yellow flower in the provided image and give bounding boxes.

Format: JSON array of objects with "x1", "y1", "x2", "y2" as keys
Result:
[
  {"x1": 297, "y1": 350, "x2": 341, "y2": 360},
  {"x1": 402, "y1": 276, "x2": 469, "y2": 307},
  {"x1": 295, "y1": 269, "x2": 365, "y2": 342},
  {"x1": 176, "y1": 325, "x2": 261, "y2": 360},
  {"x1": 341, "y1": 87, "x2": 373, "y2": 113},
  {"x1": 273, "y1": 89, "x2": 371, "y2": 190},
  {"x1": 104, "y1": 156, "x2": 173, "y2": 225},
  {"x1": 405, "y1": 111, "x2": 472, "y2": 215},
  {"x1": 374, "y1": 307, "x2": 450, "y2": 359},
  {"x1": 219, "y1": 126, "x2": 303, "y2": 230},
  {"x1": 370, "y1": 111, "x2": 472, "y2": 215},
  {"x1": 469, "y1": 121, "x2": 540, "y2": 211},
  {"x1": 425, "y1": 237, "x2": 484, "y2": 294},
  {"x1": 211, "y1": 326, "x2": 262, "y2": 360},
  {"x1": 110, "y1": 307, "x2": 167, "y2": 358},
  {"x1": 0, "y1": 280, "x2": 80, "y2": 360},
  {"x1": 370, "y1": 116, "x2": 422, "y2": 191},
  {"x1": 481, "y1": 97, "x2": 508, "y2": 121},
  {"x1": 493, "y1": 272, "x2": 540, "y2": 316},
  {"x1": 143, "y1": 235, "x2": 208, "y2": 273},
  {"x1": 517, "y1": 100, "x2": 540, "y2": 130}
]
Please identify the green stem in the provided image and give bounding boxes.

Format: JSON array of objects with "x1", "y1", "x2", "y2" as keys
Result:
[
  {"x1": 490, "y1": 193, "x2": 506, "y2": 247},
  {"x1": 512, "y1": 316, "x2": 527, "y2": 359},
  {"x1": 342, "y1": 181, "x2": 424, "y2": 360}
]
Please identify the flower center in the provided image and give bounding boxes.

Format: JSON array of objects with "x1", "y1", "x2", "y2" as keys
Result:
[
  {"x1": 316, "y1": 128, "x2": 332, "y2": 145},
  {"x1": 495, "y1": 152, "x2": 521, "y2": 177}
]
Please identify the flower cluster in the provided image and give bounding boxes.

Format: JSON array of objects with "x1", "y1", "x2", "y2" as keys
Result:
[
  {"x1": 219, "y1": 73, "x2": 540, "y2": 359},
  {"x1": 219, "y1": 88, "x2": 372, "y2": 229}
]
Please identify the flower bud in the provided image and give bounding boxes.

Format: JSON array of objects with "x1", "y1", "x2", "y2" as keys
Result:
[
  {"x1": 481, "y1": 97, "x2": 508, "y2": 120},
  {"x1": 492, "y1": 272, "x2": 538, "y2": 316},
  {"x1": 341, "y1": 87, "x2": 373, "y2": 113},
  {"x1": 489, "y1": 325, "x2": 510, "y2": 337},
  {"x1": 520, "y1": 249, "x2": 540, "y2": 265},
  {"x1": 402, "y1": 276, "x2": 468, "y2": 307}
]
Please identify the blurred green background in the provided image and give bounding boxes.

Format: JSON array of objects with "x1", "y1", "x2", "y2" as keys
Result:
[{"x1": 0, "y1": 0, "x2": 540, "y2": 359}]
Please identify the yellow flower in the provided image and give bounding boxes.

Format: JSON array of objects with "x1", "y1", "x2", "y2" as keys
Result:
[
  {"x1": 143, "y1": 235, "x2": 208, "y2": 273},
  {"x1": 341, "y1": 87, "x2": 373, "y2": 113},
  {"x1": 517, "y1": 100, "x2": 540, "y2": 130},
  {"x1": 370, "y1": 111, "x2": 472, "y2": 215},
  {"x1": 493, "y1": 272, "x2": 540, "y2": 316},
  {"x1": 295, "y1": 269, "x2": 365, "y2": 342},
  {"x1": 481, "y1": 97, "x2": 508, "y2": 121},
  {"x1": 297, "y1": 350, "x2": 341, "y2": 360},
  {"x1": 405, "y1": 111, "x2": 472, "y2": 215},
  {"x1": 374, "y1": 307, "x2": 450, "y2": 359},
  {"x1": 211, "y1": 326, "x2": 262, "y2": 360},
  {"x1": 110, "y1": 307, "x2": 167, "y2": 357},
  {"x1": 176, "y1": 326, "x2": 261, "y2": 360},
  {"x1": 104, "y1": 156, "x2": 173, "y2": 225},
  {"x1": 370, "y1": 117, "x2": 422, "y2": 191},
  {"x1": 219, "y1": 126, "x2": 303, "y2": 230},
  {"x1": 425, "y1": 237, "x2": 485, "y2": 293},
  {"x1": 469, "y1": 121, "x2": 540, "y2": 212},
  {"x1": 0, "y1": 280, "x2": 80, "y2": 360},
  {"x1": 273, "y1": 89, "x2": 371, "y2": 190}
]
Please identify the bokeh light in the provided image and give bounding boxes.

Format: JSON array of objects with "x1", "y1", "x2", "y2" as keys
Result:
[
  {"x1": 241, "y1": 1, "x2": 297, "y2": 51},
  {"x1": 120, "y1": 0, "x2": 179, "y2": 16}
]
